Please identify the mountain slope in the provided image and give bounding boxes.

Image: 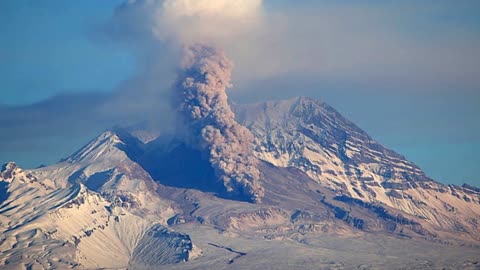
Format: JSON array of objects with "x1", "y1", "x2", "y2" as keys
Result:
[
  {"x1": 234, "y1": 97, "x2": 480, "y2": 240},
  {"x1": 0, "y1": 132, "x2": 198, "y2": 269}
]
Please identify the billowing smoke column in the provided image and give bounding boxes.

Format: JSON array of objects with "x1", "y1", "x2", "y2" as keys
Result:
[
  {"x1": 174, "y1": 44, "x2": 264, "y2": 203},
  {"x1": 112, "y1": 0, "x2": 265, "y2": 202}
]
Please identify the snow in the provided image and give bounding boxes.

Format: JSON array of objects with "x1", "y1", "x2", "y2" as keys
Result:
[
  {"x1": 0, "y1": 97, "x2": 479, "y2": 269},
  {"x1": 235, "y1": 97, "x2": 480, "y2": 237}
]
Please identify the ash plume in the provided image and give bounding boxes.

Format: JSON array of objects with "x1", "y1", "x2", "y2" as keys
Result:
[{"x1": 174, "y1": 44, "x2": 264, "y2": 203}]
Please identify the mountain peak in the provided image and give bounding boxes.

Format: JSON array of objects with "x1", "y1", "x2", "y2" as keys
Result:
[
  {"x1": 1, "y1": 161, "x2": 17, "y2": 173},
  {"x1": 236, "y1": 97, "x2": 422, "y2": 173},
  {"x1": 64, "y1": 130, "x2": 127, "y2": 164}
]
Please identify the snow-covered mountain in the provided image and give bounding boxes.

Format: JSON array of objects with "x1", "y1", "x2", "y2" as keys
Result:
[
  {"x1": 235, "y1": 97, "x2": 480, "y2": 241},
  {"x1": 0, "y1": 132, "x2": 198, "y2": 269},
  {"x1": 1, "y1": 97, "x2": 479, "y2": 269}
]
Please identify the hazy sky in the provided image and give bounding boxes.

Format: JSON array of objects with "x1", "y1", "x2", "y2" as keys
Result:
[{"x1": 1, "y1": 0, "x2": 479, "y2": 186}]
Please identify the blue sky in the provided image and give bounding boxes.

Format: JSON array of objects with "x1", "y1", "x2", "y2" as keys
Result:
[
  {"x1": 0, "y1": 0, "x2": 479, "y2": 186},
  {"x1": 0, "y1": 1, "x2": 134, "y2": 104}
]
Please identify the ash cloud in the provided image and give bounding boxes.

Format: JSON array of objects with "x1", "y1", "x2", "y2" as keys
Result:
[
  {"x1": 174, "y1": 44, "x2": 264, "y2": 203},
  {"x1": 132, "y1": 0, "x2": 266, "y2": 202}
]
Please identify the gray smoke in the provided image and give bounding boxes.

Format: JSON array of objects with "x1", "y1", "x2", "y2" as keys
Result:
[{"x1": 174, "y1": 44, "x2": 264, "y2": 203}]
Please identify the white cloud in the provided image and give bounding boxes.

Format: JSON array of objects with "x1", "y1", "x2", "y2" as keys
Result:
[
  {"x1": 109, "y1": 0, "x2": 480, "y2": 93},
  {"x1": 117, "y1": 0, "x2": 263, "y2": 46}
]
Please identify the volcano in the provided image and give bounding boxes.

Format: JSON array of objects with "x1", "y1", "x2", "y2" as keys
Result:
[{"x1": 1, "y1": 97, "x2": 479, "y2": 269}]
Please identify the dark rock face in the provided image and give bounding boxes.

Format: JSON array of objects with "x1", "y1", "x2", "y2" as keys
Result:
[
  {"x1": 320, "y1": 198, "x2": 365, "y2": 229},
  {"x1": 386, "y1": 189, "x2": 404, "y2": 199},
  {"x1": 1, "y1": 162, "x2": 17, "y2": 180},
  {"x1": 167, "y1": 214, "x2": 186, "y2": 226}
]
